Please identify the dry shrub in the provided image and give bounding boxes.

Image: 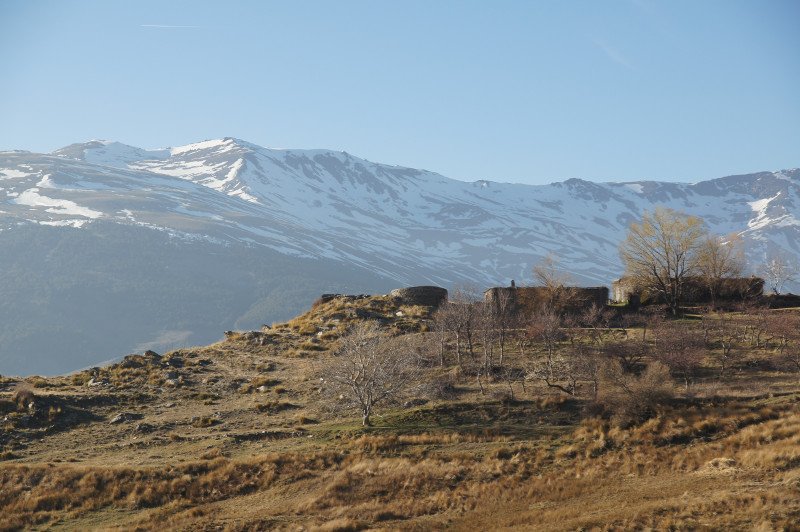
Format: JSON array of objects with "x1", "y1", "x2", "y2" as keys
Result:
[
  {"x1": 0, "y1": 452, "x2": 341, "y2": 529},
  {"x1": 310, "y1": 517, "x2": 366, "y2": 531},
  {"x1": 255, "y1": 401, "x2": 295, "y2": 414},
  {"x1": 250, "y1": 376, "x2": 281, "y2": 389},
  {"x1": 597, "y1": 361, "x2": 675, "y2": 426},
  {"x1": 350, "y1": 432, "x2": 509, "y2": 453},
  {"x1": 11, "y1": 389, "x2": 35, "y2": 411},
  {"x1": 70, "y1": 373, "x2": 92, "y2": 386},
  {"x1": 300, "y1": 340, "x2": 326, "y2": 352},
  {"x1": 191, "y1": 416, "x2": 219, "y2": 428},
  {"x1": 26, "y1": 377, "x2": 50, "y2": 389}
]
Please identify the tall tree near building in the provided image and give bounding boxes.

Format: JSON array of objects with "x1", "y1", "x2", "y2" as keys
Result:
[
  {"x1": 696, "y1": 233, "x2": 745, "y2": 309},
  {"x1": 532, "y1": 254, "x2": 576, "y2": 313},
  {"x1": 619, "y1": 207, "x2": 706, "y2": 316}
]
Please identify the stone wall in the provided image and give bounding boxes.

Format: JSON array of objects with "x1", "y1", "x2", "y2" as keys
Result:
[
  {"x1": 612, "y1": 276, "x2": 764, "y2": 304},
  {"x1": 484, "y1": 285, "x2": 609, "y2": 315}
]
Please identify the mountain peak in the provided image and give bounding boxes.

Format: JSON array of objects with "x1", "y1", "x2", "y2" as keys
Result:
[{"x1": 169, "y1": 137, "x2": 255, "y2": 156}]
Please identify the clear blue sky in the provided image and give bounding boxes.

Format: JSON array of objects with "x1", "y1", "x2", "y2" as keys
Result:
[{"x1": 1, "y1": 0, "x2": 798, "y2": 185}]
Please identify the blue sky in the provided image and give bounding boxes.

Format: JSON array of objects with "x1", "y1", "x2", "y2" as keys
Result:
[{"x1": 1, "y1": 0, "x2": 798, "y2": 185}]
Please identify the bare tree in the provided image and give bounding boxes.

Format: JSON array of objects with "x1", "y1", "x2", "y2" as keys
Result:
[
  {"x1": 532, "y1": 254, "x2": 577, "y2": 313},
  {"x1": 432, "y1": 286, "x2": 480, "y2": 367},
  {"x1": 563, "y1": 316, "x2": 603, "y2": 399},
  {"x1": 524, "y1": 309, "x2": 599, "y2": 397},
  {"x1": 603, "y1": 339, "x2": 647, "y2": 374},
  {"x1": 696, "y1": 233, "x2": 745, "y2": 309},
  {"x1": 651, "y1": 319, "x2": 704, "y2": 394},
  {"x1": 488, "y1": 287, "x2": 517, "y2": 368},
  {"x1": 620, "y1": 207, "x2": 707, "y2": 315},
  {"x1": 601, "y1": 312, "x2": 656, "y2": 373},
  {"x1": 430, "y1": 310, "x2": 450, "y2": 367},
  {"x1": 703, "y1": 312, "x2": 744, "y2": 378},
  {"x1": 749, "y1": 312, "x2": 800, "y2": 380},
  {"x1": 760, "y1": 251, "x2": 798, "y2": 295},
  {"x1": 319, "y1": 322, "x2": 420, "y2": 426}
]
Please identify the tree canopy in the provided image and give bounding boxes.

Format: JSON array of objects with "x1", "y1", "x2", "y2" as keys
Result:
[{"x1": 619, "y1": 207, "x2": 706, "y2": 315}]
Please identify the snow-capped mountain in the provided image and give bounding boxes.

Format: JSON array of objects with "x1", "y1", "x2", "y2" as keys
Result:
[
  {"x1": 5, "y1": 137, "x2": 799, "y2": 284},
  {"x1": 0, "y1": 137, "x2": 797, "y2": 375}
]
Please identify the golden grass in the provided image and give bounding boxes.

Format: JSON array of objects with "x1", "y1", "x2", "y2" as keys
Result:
[
  {"x1": 2, "y1": 306, "x2": 800, "y2": 529},
  {"x1": 3, "y1": 394, "x2": 796, "y2": 530}
]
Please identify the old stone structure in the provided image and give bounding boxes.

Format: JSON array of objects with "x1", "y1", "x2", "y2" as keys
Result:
[
  {"x1": 389, "y1": 286, "x2": 448, "y2": 307},
  {"x1": 484, "y1": 283, "x2": 609, "y2": 316},
  {"x1": 611, "y1": 276, "x2": 764, "y2": 304}
]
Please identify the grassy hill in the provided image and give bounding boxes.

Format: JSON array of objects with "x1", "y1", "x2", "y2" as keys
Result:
[{"x1": 1, "y1": 295, "x2": 799, "y2": 529}]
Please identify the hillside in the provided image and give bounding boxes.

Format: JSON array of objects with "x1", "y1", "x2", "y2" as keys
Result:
[
  {"x1": 1, "y1": 294, "x2": 799, "y2": 529},
  {"x1": 1, "y1": 140, "x2": 798, "y2": 375}
]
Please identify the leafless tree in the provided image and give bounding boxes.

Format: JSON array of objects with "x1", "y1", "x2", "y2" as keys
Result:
[
  {"x1": 487, "y1": 287, "x2": 517, "y2": 368},
  {"x1": 703, "y1": 312, "x2": 744, "y2": 378},
  {"x1": 602, "y1": 339, "x2": 647, "y2": 374},
  {"x1": 532, "y1": 254, "x2": 578, "y2": 313},
  {"x1": 651, "y1": 319, "x2": 704, "y2": 394},
  {"x1": 760, "y1": 250, "x2": 798, "y2": 295},
  {"x1": 563, "y1": 317, "x2": 603, "y2": 399},
  {"x1": 752, "y1": 311, "x2": 800, "y2": 376},
  {"x1": 478, "y1": 299, "x2": 496, "y2": 375},
  {"x1": 765, "y1": 312, "x2": 798, "y2": 356},
  {"x1": 318, "y1": 321, "x2": 421, "y2": 426},
  {"x1": 696, "y1": 233, "x2": 745, "y2": 309},
  {"x1": 619, "y1": 207, "x2": 707, "y2": 315},
  {"x1": 740, "y1": 304, "x2": 771, "y2": 349},
  {"x1": 598, "y1": 312, "x2": 652, "y2": 373},
  {"x1": 524, "y1": 309, "x2": 600, "y2": 397},
  {"x1": 432, "y1": 286, "x2": 481, "y2": 367},
  {"x1": 430, "y1": 311, "x2": 449, "y2": 367}
]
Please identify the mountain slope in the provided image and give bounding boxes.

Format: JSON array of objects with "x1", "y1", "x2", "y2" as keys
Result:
[{"x1": 0, "y1": 138, "x2": 798, "y2": 374}]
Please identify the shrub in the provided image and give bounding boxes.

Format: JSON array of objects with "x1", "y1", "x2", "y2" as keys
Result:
[
  {"x1": 26, "y1": 376, "x2": 50, "y2": 389},
  {"x1": 191, "y1": 416, "x2": 219, "y2": 428},
  {"x1": 597, "y1": 361, "x2": 675, "y2": 426},
  {"x1": 255, "y1": 401, "x2": 295, "y2": 414},
  {"x1": 11, "y1": 389, "x2": 35, "y2": 411}
]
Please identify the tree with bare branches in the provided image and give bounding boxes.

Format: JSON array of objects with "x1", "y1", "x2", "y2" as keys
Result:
[
  {"x1": 432, "y1": 286, "x2": 481, "y2": 367},
  {"x1": 319, "y1": 322, "x2": 421, "y2": 426},
  {"x1": 696, "y1": 233, "x2": 745, "y2": 309},
  {"x1": 531, "y1": 254, "x2": 577, "y2": 314},
  {"x1": 651, "y1": 319, "x2": 704, "y2": 394},
  {"x1": 524, "y1": 309, "x2": 600, "y2": 397},
  {"x1": 703, "y1": 312, "x2": 745, "y2": 378},
  {"x1": 760, "y1": 251, "x2": 798, "y2": 295},
  {"x1": 620, "y1": 207, "x2": 706, "y2": 315},
  {"x1": 487, "y1": 286, "x2": 517, "y2": 368}
]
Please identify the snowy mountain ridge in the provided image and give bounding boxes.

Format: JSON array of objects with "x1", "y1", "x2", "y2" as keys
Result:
[
  {"x1": 1, "y1": 137, "x2": 798, "y2": 374},
  {"x1": 3, "y1": 137, "x2": 799, "y2": 287}
]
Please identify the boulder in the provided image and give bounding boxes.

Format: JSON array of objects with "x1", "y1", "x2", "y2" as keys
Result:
[
  {"x1": 109, "y1": 412, "x2": 142, "y2": 424},
  {"x1": 135, "y1": 422, "x2": 155, "y2": 433}
]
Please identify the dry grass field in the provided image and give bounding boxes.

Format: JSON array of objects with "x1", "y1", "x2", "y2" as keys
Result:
[{"x1": 1, "y1": 294, "x2": 799, "y2": 530}]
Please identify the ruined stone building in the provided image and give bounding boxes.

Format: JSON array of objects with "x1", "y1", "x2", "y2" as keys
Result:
[
  {"x1": 484, "y1": 282, "x2": 609, "y2": 316},
  {"x1": 611, "y1": 276, "x2": 764, "y2": 304}
]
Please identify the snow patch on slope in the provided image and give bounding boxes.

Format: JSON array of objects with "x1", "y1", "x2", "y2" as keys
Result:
[
  {"x1": 14, "y1": 188, "x2": 103, "y2": 219},
  {"x1": 748, "y1": 193, "x2": 782, "y2": 230},
  {"x1": 171, "y1": 139, "x2": 235, "y2": 156},
  {"x1": 0, "y1": 168, "x2": 33, "y2": 180}
]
